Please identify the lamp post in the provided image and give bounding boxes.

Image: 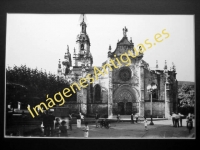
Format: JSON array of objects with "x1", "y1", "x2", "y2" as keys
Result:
[
  {"x1": 147, "y1": 83, "x2": 157, "y2": 125},
  {"x1": 80, "y1": 65, "x2": 86, "y2": 114}
]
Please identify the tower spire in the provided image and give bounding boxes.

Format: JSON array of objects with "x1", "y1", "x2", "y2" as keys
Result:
[
  {"x1": 80, "y1": 14, "x2": 87, "y2": 33},
  {"x1": 164, "y1": 60, "x2": 167, "y2": 70},
  {"x1": 172, "y1": 62, "x2": 176, "y2": 72}
]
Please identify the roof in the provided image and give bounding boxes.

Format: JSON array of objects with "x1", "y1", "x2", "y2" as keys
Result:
[
  {"x1": 117, "y1": 37, "x2": 132, "y2": 45},
  {"x1": 111, "y1": 36, "x2": 134, "y2": 57}
]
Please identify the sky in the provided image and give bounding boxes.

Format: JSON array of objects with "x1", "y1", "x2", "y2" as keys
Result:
[{"x1": 6, "y1": 14, "x2": 195, "y2": 82}]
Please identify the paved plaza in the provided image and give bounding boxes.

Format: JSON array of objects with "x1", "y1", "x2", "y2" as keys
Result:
[
  {"x1": 63, "y1": 119, "x2": 195, "y2": 139},
  {"x1": 7, "y1": 118, "x2": 194, "y2": 139}
]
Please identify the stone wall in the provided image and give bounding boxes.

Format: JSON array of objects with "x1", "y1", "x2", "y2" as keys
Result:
[
  {"x1": 144, "y1": 102, "x2": 165, "y2": 117},
  {"x1": 93, "y1": 75, "x2": 109, "y2": 103},
  {"x1": 160, "y1": 72, "x2": 165, "y2": 100},
  {"x1": 87, "y1": 104, "x2": 108, "y2": 117},
  {"x1": 101, "y1": 87, "x2": 108, "y2": 103},
  {"x1": 112, "y1": 103, "x2": 118, "y2": 115}
]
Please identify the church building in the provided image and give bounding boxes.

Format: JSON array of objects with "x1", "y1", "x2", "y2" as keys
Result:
[{"x1": 56, "y1": 17, "x2": 178, "y2": 119}]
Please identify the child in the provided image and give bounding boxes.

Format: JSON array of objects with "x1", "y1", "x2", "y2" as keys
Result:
[
  {"x1": 186, "y1": 113, "x2": 193, "y2": 133},
  {"x1": 144, "y1": 118, "x2": 148, "y2": 131},
  {"x1": 77, "y1": 112, "x2": 82, "y2": 128},
  {"x1": 117, "y1": 114, "x2": 121, "y2": 122},
  {"x1": 83, "y1": 122, "x2": 89, "y2": 138},
  {"x1": 59, "y1": 120, "x2": 68, "y2": 137},
  {"x1": 135, "y1": 113, "x2": 139, "y2": 123}
]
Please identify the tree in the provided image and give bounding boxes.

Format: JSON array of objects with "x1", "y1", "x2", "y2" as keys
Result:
[
  {"x1": 6, "y1": 65, "x2": 70, "y2": 107},
  {"x1": 178, "y1": 84, "x2": 195, "y2": 115}
]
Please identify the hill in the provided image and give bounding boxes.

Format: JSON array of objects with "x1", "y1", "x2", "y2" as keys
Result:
[{"x1": 178, "y1": 81, "x2": 195, "y2": 88}]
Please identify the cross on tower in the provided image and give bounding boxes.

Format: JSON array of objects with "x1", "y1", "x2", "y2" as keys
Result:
[{"x1": 123, "y1": 27, "x2": 128, "y2": 37}]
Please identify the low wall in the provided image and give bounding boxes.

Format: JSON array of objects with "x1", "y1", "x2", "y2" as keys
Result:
[{"x1": 54, "y1": 104, "x2": 79, "y2": 117}]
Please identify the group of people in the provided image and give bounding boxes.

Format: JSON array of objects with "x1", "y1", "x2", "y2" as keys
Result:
[
  {"x1": 117, "y1": 113, "x2": 148, "y2": 131},
  {"x1": 116, "y1": 113, "x2": 139, "y2": 123},
  {"x1": 54, "y1": 118, "x2": 68, "y2": 137},
  {"x1": 40, "y1": 111, "x2": 75, "y2": 137},
  {"x1": 41, "y1": 111, "x2": 149, "y2": 137},
  {"x1": 171, "y1": 112, "x2": 184, "y2": 127},
  {"x1": 42, "y1": 111, "x2": 55, "y2": 136},
  {"x1": 39, "y1": 111, "x2": 194, "y2": 137},
  {"x1": 94, "y1": 112, "x2": 110, "y2": 129},
  {"x1": 131, "y1": 113, "x2": 139, "y2": 124},
  {"x1": 53, "y1": 113, "x2": 73, "y2": 137},
  {"x1": 171, "y1": 112, "x2": 194, "y2": 133},
  {"x1": 50, "y1": 112, "x2": 88, "y2": 137}
]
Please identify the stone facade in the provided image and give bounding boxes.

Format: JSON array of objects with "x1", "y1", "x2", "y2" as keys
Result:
[{"x1": 56, "y1": 19, "x2": 178, "y2": 118}]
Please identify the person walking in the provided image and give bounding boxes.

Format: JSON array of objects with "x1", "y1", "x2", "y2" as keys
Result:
[
  {"x1": 178, "y1": 113, "x2": 184, "y2": 127},
  {"x1": 175, "y1": 112, "x2": 180, "y2": 127},
  {"x1": 144, "y1": 118, "x2": 148, "y2": 131},
  {"x1": 186, "y1": 113, "x2": 193, "y2": 127},
  {"x1": 43, "y1": 111, "x2": 50, "y2": 136},
  {"x1": 48, "y1": 111, "x2": 55, "y2": 136},
  {"x1": 68, "y1": 113, "x2": 73, "y2": 130},
  {"x1": 83, "y1": 122, "x2": 89, "y2": 138},
  {"x1": 171, "y1": 112, "x2": 176, "y2": 127},
  {"x1": 55, "y1": 118, "x2": 61, "y2": 137},
  {"x1": 131, "y1": 113, "x2": 134, "y2": 124},
  {"x1": 135, "y1": 113, "x2": 139, "y2": 123},
  {"x1": 81, "y1": 113, "x2": 85, "y2": 124},
  {"x1": 77, "y1": 112, "x2": 82, "y2": 128},
  {"x1": 186, "y1": 113, "x2": 193, "y2": 133},
  {"x1": 95, "y1": 112, "x2": 100, "y2": 128}
]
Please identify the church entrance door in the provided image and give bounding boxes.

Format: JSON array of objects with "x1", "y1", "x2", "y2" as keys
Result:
[
  {"x1": 126, "y1": 102, "x2": 132, "y2": 115},
  {"x1": 117, "y1": 90, "x2": 134, "y2": 115},
  {"x1": 118, "y1": 102, "x2": 125, "y2": 115}
]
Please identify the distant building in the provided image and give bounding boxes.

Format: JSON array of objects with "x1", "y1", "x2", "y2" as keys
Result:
[{"x1": 56, "y1": 17, "x2": 178, "y2": 118}]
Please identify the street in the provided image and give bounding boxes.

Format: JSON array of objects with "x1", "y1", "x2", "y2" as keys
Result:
[{"x1": 56, "y1": 119, "x2": 195, "y2": 139}]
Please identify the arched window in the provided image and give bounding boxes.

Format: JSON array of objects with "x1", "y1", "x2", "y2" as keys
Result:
[
  {"x1": 81, "y1": 44, "x2": 84, "y2": 50},
  {"x1": 94, "y1": 84, "x2": 101, "y2": 102}
]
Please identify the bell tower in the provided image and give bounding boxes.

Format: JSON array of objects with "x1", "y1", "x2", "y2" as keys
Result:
[{"x1": 73, "y1": 14, "x2": 93, "y2": 68}]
